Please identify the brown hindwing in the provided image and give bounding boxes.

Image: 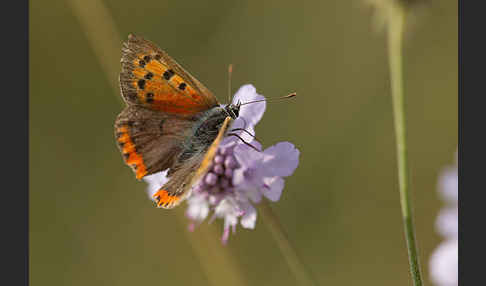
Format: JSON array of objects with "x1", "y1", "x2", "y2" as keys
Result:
[
  {"x1": 114, "y1": 105, "x2": 197, "y2": 179},
  {"x1": 153, "y1": 117, "x2": 233, "y2": 208}
]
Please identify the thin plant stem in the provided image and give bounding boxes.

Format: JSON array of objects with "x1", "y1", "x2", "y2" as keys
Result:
[
  {"x1": 68, "y1": 0, "x2": 123, "y2": 98},
  {"x1": 175, "y1": 209, "x2": 248, "y2": 286},
  {"x1": 386, "y1": 5, "x2": 423, "y2": 286},
  {"x1": 259, "y1": 200, "x2": 318, "y2": 286}
]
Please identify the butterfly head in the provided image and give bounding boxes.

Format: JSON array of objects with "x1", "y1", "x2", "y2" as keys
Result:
[{"x1": 224, "y1": 101, "x2": 241, "y2": 119}]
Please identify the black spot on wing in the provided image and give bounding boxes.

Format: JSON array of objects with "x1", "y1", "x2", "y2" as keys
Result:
[
  {"x1": 144, "y1": 72, "x2": 154, "y2": 80},
  {"x1": 138, "y1": 79, "x2": 146, "y2": 89},
  {"x1": 163, "y1": 69, "x2": 175, "y2": 80},
  {"x1": 146, "y1": 92, "x2": 154, "y2": 103}
]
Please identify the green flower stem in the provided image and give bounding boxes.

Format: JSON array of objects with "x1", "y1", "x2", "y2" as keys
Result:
[
  {"x1": 259, "y1": 200, "x2": 318, "y2": 286},
  {"x1": 387, "y1": 6, "x2": 423, "y2": 286},
  {"x1": 176, "y1": 210, "x2": 247, "y2": 286}
]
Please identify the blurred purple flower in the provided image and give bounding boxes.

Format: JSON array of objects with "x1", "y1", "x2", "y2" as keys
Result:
[
  {"x1": 144, "y1": 84, "x2": 300, "y2": 244},
  {"x1": 429, "y1": 150, "x2": 458, "y2": 286}
]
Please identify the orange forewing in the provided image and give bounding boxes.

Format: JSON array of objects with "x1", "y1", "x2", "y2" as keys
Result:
[{"x1": 120, "y1": 34, "x2": 219, "y2": 115}]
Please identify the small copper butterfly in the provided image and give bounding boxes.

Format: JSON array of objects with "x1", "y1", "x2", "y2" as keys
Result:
[{"x1": 115, "y1": 34, "x2": 242, "y2": 209}]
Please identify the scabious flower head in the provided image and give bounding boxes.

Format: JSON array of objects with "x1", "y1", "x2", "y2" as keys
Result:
[
  {"x1": 429, "y1": 150, "x2": 458, "y2": 286},
  {"x1": 145, "y1": 84, "x2": 300, "y2": 244}
]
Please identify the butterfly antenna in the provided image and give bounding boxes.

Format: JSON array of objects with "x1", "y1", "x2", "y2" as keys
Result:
[
  {"x1": 228, "y1": 64, "x2": 233, "y2": 103},
  {"x1": 239, "y1": 92, "x2": 297, "y2": 106}
]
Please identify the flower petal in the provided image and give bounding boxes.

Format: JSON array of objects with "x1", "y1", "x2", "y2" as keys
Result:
[
  {"x1": 438, "y1": 166, "x2": 458, "y2": 203},
  {"x1": 223, "y1": 212, "x2": 238, "y2": 230},
  {"x1": 233, "y1": 141, "x2": 264, "y2": 169},
  {"x1": 232, "y1": 168, "x2": 245, "y2": 186},
  {"x1": 436, "y1": 207, "x2": 458, "y2": 238},
  {"x1": 429, "y1": 238, "x2": 458, "y2": 286},
  {"x1": 240, "y1": 204, "x2": 257, "y2": 229},
  {"x1": 232, "y1": 168, "x2": 263, "y2": 203},
  {"x1": 241, "y1": 183, "x2": 263, "y2": 203},
  {"x1": 186, "y1": 194, "x2": 210, "y2": 222},
  {"x1": 219, "y1": 136, "x2": 237, "y2": 149},
  {"x1": 143, "y1": 170, "x2": 169, "y2": 199},
  {"x1": 262, "y1": 177, "x2": 284, "y2": 202},
  {"x1": 232, "y1": 84, "x2": 266, "y2": 129},
  {"x1": 221, "y1": 227, "x2": 230, "y2": 244},
  {"x1": 228, "y1": 119, "x2": 256, "y2": 142},
  {"x1": 214, "y1": 199, "x2": 237, "y2": 220},
  {"x1": 261, "y1": 142, "x2": 300, "y2": 177},
  {"x1": 227, "y1": 117, "x2": 259, "y2": 145}
]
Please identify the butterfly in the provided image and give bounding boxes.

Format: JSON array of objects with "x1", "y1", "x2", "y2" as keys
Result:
[{"x1": 114, "y1": 34, "x2": 243, "y2": 209}]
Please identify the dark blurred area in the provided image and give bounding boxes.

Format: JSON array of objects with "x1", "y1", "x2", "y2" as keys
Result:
[{"x1": 30, "y1": 0, "x2": 457, "y2": 285}]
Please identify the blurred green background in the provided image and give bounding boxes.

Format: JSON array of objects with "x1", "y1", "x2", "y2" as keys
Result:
[{"x1": 30, "y1": 0, "x2": 457, "y2": 285}]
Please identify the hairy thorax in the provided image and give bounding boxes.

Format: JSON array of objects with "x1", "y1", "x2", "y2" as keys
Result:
[{"x1": 178, "y1": 106, "x2": 229, "y2": 163}]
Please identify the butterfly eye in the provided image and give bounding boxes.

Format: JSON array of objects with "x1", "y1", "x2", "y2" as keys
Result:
[{"x1": 233, "y1": 106, "x2": 240, "y2": 118}]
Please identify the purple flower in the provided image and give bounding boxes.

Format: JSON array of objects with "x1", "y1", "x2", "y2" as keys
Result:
[
  {"x1": 429, "y1": 150, "x2": 458, "y2": 286},
  {"x1": 144, "y1": 84, "x2": 300, "y2": 244},
  {"x1": 144, "y1": 169, "x2": 169, "y2": 199}
]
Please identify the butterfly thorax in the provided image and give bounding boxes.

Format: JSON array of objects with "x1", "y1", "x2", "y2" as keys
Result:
[{"x1": 176, "y1": 104, "x2": 239, "y2": 164}]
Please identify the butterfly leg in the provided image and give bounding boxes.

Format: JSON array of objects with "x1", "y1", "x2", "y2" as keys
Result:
[
  {"x1": 229, "y1": 128, "x2": 259, "y2": 141},
  {"x1": 227, "y1": 133, "x2": 261, "y2": 152}
]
